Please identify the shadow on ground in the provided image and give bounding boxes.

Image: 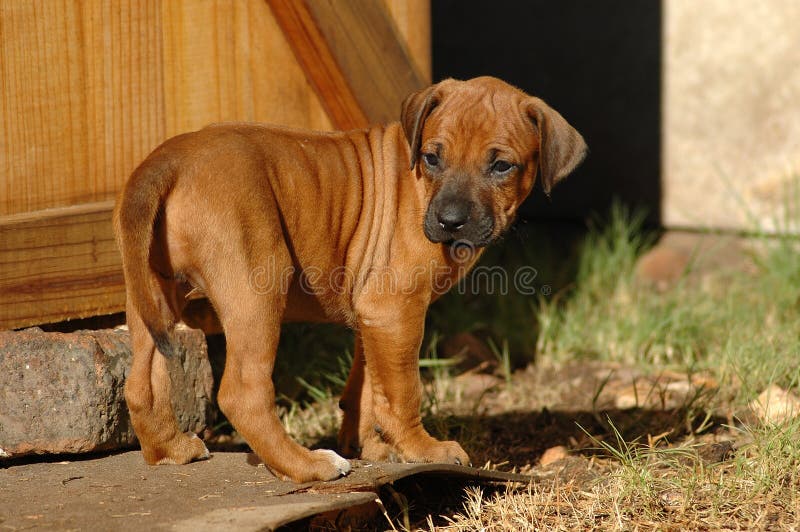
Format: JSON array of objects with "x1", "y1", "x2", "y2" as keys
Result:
[{"x1": 450, "y1": 405, "x2": 723, "y2": 468}]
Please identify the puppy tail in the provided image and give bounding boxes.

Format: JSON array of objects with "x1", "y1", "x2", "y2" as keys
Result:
[{"x1": 113, "y1": 150, "x2": 180, "y2": 358}]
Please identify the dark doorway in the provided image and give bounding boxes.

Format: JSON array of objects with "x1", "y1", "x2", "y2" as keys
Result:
[{"x1": 433, "y1": 1, "x2": 662, "y2": 224}]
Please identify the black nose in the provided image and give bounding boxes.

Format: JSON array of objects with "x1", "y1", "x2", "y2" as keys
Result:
[{"x1": 437, "y1": 202, "x2": 470, "y2": 232}]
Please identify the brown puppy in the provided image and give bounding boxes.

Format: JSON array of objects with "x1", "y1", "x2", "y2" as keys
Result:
[{"x1": 113, "y1": 76, "x2": 586, "y2": 483}]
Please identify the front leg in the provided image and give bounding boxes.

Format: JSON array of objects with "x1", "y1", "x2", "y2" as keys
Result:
[
  {"x1": 338, "y1": 337, "x2": 393, "y2": 460},
  {"x1": 356, "y1": 303, "x2": 470, "y2": 466}
]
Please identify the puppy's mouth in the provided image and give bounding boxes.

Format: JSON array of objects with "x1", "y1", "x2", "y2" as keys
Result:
[
  {"x1": 433, "y1": 233, "x2": 494, "y2": 248},
  {"x1": 422, "y1": 214, "x2": 496, "y2": 248}
]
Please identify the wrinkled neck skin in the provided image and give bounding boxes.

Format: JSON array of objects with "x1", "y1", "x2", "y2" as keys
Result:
[{"x1": 276, "y1": 122, "x2": 485, "y2": 325}]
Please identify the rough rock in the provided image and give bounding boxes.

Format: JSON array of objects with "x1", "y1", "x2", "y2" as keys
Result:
[
  {"x1": 634, "y1": 243, "x2": 690, "y2": 292},
  {"x1": 600, "y1": 370, "x2": 718, "y2": 411},
  {"x1": 697, "y1": 440, "x2": 735, "y2": 464},
  {"x1": 535, "y1": 455, "x2": 601, "y2": 490},
  {"x1": 453, "y1": 373, "x2": 503, "y2": 398},
  {"x1": 750, "y1": 384, "x2": 800, "y2": 425},
  {"x1": 0, "y1": 326, "x2": 214, "y2": 459},
  {"x1": 538, "y1": 445, "x2": 569, "y2": 467}
]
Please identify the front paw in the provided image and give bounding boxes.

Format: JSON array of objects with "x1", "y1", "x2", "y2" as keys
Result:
[
  {"x1": 143, "y1": 432, "x2": 210, "y2": 465},
  {"x1": 310, "y1": 449, "x2": 352, "y2": 480},
  {"x1": 401, "y1": 439, "x2": 470, "y2": 466},
  {"x1": 360, "y1": 435, "x2": 395, "y2": 462},
  {"x1": 338, "y1": 423, "x2": 394, "y2": 461}
]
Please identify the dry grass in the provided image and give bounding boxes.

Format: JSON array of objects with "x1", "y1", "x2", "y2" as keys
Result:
[
  {"x1": 427, "y1": 203, "x2": 800, "y2": 531},
  {"x1": 439, "y1": 426, "x2": 800, "y2": 531}
]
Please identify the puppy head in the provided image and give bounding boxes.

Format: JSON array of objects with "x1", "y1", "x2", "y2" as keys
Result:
[{"x1": 401, "y1": 76, "x2": 587, "y2": 247}]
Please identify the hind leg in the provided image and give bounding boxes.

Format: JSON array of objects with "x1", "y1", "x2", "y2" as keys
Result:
[
  {"x1": 212, "y1": 269, "x2": 350, "y2": 482},
  {"x1": 124, "y1": 300, "x2": 210, "y2": 465}
]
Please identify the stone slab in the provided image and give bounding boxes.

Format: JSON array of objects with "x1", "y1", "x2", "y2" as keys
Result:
[
  {"x1": 0, "y1": 327, "x2": 214, "y2": 459},
  {"x1": 0, "y1": 451, "x2": 531, "y2": 531}
]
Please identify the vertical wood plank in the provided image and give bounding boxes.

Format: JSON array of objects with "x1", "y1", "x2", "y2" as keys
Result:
[
  {"x1": 245, "y1": 0, "x2": 333, "y2": 130},
  {"x1": 161, "y1": 0, "x2": 333, "y2": 137},
  {"x1": 0, "y1": 0, "x2": 165, "y2": 216}
]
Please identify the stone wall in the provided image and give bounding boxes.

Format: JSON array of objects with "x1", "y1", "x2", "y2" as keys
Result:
[{"x1": 663, "y1": 0, "x2": 800, "y2": 231}]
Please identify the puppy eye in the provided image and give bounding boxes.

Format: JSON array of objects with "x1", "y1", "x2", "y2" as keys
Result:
[
  {"x1": 491, "y1": 160, "x2": 513, "y2": 175},
  {"x1": 422, "y1": 153, "x2": 440, "y2": 168}
]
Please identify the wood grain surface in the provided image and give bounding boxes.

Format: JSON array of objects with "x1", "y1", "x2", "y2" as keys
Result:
[
  {"x1": 0, "y1": 0, "x2": 430, "y2": 328},
  {"x1": 0, "y1": 201, "x2": 123, "y2": 328}
]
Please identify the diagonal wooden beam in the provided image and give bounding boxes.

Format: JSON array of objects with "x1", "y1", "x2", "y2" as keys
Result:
[
  {"x1": 266, "y1": 0, "x2": 369, "y2": 130},
  {"x1": 267, "y1": 0, "x2": 428, "y2": 129}
]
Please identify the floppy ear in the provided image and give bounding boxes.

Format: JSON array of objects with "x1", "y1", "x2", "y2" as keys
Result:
[
  {"x1": 400, "y1": 84, "x2": 441, "y2": 170},
  {"x1": 526, "y1": 97, "x2": 588, "y2": 195}
]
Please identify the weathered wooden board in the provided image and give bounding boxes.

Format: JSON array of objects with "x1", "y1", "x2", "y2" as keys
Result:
[
  {"x1": 269, "y1": 0, "x2": 429, "y2": 129},
  {"x1": 267, "y1": 0, "x2": 370, "y2": 130},
  {"x1": 0, "y1": 201, "x2": 123, "y2": 329},
  {"x1": 383, "y1": 0, "x2": 432, "y2": 81},
  {"x1": 0, "y1": 451, "x2": 531, "y2": 530}
]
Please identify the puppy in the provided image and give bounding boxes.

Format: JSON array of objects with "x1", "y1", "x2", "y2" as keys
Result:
[{"x1": 114, "y1": 76, "x2": 586, "y2": 482}]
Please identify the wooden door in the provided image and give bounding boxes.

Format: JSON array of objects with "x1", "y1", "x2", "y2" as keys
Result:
[{"x1": 0, "y1": 0, "x2": 430, "y2": 329}]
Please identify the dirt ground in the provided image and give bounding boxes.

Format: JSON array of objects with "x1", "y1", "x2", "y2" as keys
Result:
[
  {"x1": 454, "y1": 360, "x2": 735, "y2": 467},
  {"x1": 0, "y1": 358, "x2": 743, "y2": 531}
]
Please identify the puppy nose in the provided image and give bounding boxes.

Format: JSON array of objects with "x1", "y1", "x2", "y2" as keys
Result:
[{"x1": 437, "y1": 202, "x2": 469, "y2": 232}]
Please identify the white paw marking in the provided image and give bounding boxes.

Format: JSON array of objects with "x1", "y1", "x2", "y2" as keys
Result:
[{"x1": 313, "y1": 449, "x2": 352, "y2": 476}]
